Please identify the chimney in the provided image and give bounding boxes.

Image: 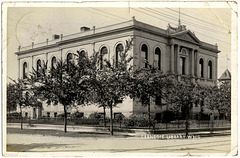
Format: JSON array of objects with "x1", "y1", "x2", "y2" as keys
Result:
[
  {"x1": 52, "y1": 34, "x2": 60, "y2": 40},
  {"x1": 80, "y1": 26, "x2": 90, "y2": 32}
]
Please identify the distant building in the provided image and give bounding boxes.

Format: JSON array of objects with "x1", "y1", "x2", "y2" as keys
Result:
[
  {"x1": 15, "y1": 17, "x2": 220, "y2": 120},
  {"x1": 218, "y1": 69, "x2": 231, "y2": 82}
]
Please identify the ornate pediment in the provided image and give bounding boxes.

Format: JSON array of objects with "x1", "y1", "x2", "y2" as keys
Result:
[
  {"x1": 171, "y1": 31, "x2": 201, "y2": 45},
  {"x1": 167, "y1": 23, "x2": 201, "y2": 45}
]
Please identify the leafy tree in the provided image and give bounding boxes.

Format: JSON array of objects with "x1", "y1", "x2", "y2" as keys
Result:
[
  {"x1": 115, "y1": 113, "x2": 125, "y2": 128},
  {"x1": 7, "y1": 79, "x2": 41, "y2": 129},
  {"x1": 29, "y1": 51, "x2": 93, "y2": 133},
  {"x1": 205, "y1": 81, "x2": 231, "y2": 120},
  {"x1": 90, "y1": 39, "x2": 133, "y2": 135},
  {"x1": 129, "y1": 64, "x2": 170, "y2": 129},
  {"x1": 167, "y1": 76, "x2": 202, "y2": 136},
  {"x1": 88, "y1": 112, "x2": 101, "y2": 120},
  {"x1": 7, "y1": 83, "x2": 18, "y2": 115}
]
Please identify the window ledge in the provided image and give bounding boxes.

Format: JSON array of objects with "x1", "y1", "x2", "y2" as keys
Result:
[
  {"x1": 199, "y1": 77, "x2": 205, "y2": 81},
  {"x1": 207, "y1": 79, "x2": 214, "y2": 81}
]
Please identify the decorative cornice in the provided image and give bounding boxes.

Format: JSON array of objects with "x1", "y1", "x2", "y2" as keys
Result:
[{"x1": 16, "y1": 19, "x2": 220, "y2": 56}]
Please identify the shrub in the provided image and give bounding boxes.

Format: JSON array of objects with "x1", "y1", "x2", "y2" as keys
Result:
[
  {"x1": 115, "y1": 113, "x2": 125, "y2": 123},
  {"x1": 161, "y1": 111, "x2": 176, "y2": 123},
  {"x1": 88, "y1": 112, "x2": 101, "y2": 120},
  {"x1": 7, "y1": 112, "x2": 21, "y2": 119},
  {"x1": 71, "y1": 111, "x2": 84, "y2": 118},
  {"x1": 123, "y1": 118, "x2": 135, "y2": 127},
  {"x1": 57, "y1": 113, "x2": 65, "y2": 118},
  {"x1": 124, "y1": 114, "x2": 151, "y2": 127},
  {"x1": 74, "y1": 118, "x2": 99, "y2": 125}
]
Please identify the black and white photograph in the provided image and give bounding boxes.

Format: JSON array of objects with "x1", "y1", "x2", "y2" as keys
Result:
[{"x1": 2, "y1": 1, "x2": 237, "y2": 157}]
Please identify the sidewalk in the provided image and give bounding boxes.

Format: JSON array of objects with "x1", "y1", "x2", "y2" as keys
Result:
[{"x1": 7, "y1": 123, "x2": 230, "y2": 137}]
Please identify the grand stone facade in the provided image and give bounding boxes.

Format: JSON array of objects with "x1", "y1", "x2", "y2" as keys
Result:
[{"x1": 16, "y1": 17, "x2": 220, "y2": 119}]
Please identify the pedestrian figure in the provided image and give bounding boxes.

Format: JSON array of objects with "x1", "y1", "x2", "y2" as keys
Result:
[{"x1": 210, "y1": 113, "x2": 214, "y2": 133}]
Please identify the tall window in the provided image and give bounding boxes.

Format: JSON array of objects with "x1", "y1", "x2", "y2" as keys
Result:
[
  {"x1": 25, "y1": 92, "x2": 29, "y2": 101},
  {"x1": 141, "y1": 44, "x2": 148, "y2": 68},
  {"x1": 154, "y1": 47, "x2": 161, "y2": 70},
  {"x1": 116, "y1": 44, "x2": 124, "y2": 67},
  {"x1": 36, "y1": 59, "x2": 41, "y2": 77},
  {"x1": 180, "y1": 57, "x2": 186, "y2": 75},
  {"x1": 23, "y1": 62, "x2": 28, "y2": 79},
  {"x1": 199, "y1": 58, "x2": 204, "y2": 78},
  {"x1": 208, "y1": 60, "x2": 213, "y2": 79},
  {"x1": 66, "y1": 53, "x2": 73, "y2": 65},
  {"x1": 51, "y1": 56, "x2": 57, "y2": 69},
  {"x1": 66, "y1": 53, "x2": 73, "y2": 72},
  {"x1": 100, "y1": 47, "x2": 108, "y2": 70}
]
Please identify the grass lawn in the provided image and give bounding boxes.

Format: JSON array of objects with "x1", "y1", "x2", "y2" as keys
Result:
[{"x1": 7, "y1": 127, "x2": 132, "y2": 138}]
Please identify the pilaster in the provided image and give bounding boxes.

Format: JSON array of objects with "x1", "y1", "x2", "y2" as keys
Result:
[{"x1": 170, "y1": 44, "x2": 174, "y2": 73}]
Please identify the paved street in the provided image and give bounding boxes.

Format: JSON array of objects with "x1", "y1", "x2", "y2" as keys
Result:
[{"x1": 7, "y1": 132, "x2": 230, "y2": 155}]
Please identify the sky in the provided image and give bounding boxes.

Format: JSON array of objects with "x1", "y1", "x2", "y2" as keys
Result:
[{"x1": 5, "y1": 2, "x2": 232, "y2": 82}]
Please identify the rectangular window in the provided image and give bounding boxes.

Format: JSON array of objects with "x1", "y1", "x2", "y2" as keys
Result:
[
  {"x1": 115, "y1": 98, "x2": 123, "y2": 104},
  {"x1": 47, "y1": 112, "x2": 50, "y2": 118},
  {"x1": 33, "y1": 108, "x2": 36, "y2": 119},
  {"x1": 25, "y1": 112, "x2": 28, "y2": 118},
  {"x1": 180, "y1": 57, "x2": 186, "y2": 75},
  {"x1": 155, "y1": 95, "x2": 162, "y2": 106},
  {"x1": 54, "y1": 112, "x2": 57, "y2": 118}
]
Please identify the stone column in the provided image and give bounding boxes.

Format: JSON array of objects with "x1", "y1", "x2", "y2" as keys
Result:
[
  {"x1": 170, "y1": 44, "x2": 174, "y2": 73},
  {"x1": 18, "y1": 58, "x2": 20, "y2": 79},
  {"x1": 31, "y1": 55, "x2": 34, "y2": 73},
  {"x1": 195, "y1": 50, "x2": 199, "y2": 78},
  {"x1": 215, "y1": 57, "x2": 218, "y2": 83},
  {"x1": 176, "y1": 45, "x2": 180, "y2": 74},
  {"x1": 191, "y1": 49, "x2": 195, "y2": 76},
  {"x1": 46, "y1": 53, "x2": 48, "y2": 69}
]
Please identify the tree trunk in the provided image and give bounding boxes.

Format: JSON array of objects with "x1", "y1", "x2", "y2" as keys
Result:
[
  {"x1": 20, "y1": 106, "x2": 23, "y2": 130},
  {"x1": 185, "y1": 107, "x2": 190, "y2": 137},
  {"x1": 110, "y1": 104, "x2": 113, "y2": 135},
  {"x1": 8, "y1": 108, "x2": 11, "y2": 123},
  {"x1": 103, "y1": 105, "x2": 106, "y2": 128},
  {"x1": 64, "y1": 105, "x2": 67, "y2": 133},
  {"x1": 148, "y1": 103, "x2": 151, "y2": 129}
]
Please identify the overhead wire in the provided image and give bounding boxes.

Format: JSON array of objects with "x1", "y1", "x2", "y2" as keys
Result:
[
  {"x1": 8, "y1": 18, "x2": 71, "y2": 35},
  {"x1": 131, "y1": 8, "x2": 230, "y2": 45},
  {"x1": 88, "y1": 7, "x2": 128, "y2": 21},
  {"x1": 149, "y1": 8, "x2": 229, "y2": 36},
  {"x1": 166, "y1": 8, "x2": 226, "y2": 30}
]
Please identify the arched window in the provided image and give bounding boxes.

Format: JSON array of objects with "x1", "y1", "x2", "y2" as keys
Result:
[
  {"x1": 36, "y1": 59, "x2": 41, "y2": 77},
  {"x1": 208, "y1": 60, "x2": 213, "y2": 79},
  {"x1": 66, "y1": 53, "x2": 73, "y2": 65},
  {"x1": 199, "y1": 58, "x2": 204, "y2": 78},
  {"x1": 79, "y1": 50, "x2": 86, "y2": 57},
  {"x1": 66, "y1": 53, "x2": 73, "y2": 72},
  {"x1": 51, "y1": 56, "x2": 57, "y2": 69},
  {"x1": 141, "y1": 44, "x2": 148, "y2": 68},
  {"x1": 100, "y1": 46, "x2": 108, "y2": 70},
  {"x1": 116, "y1": 44, "x2": 124, "y2": 67},
  {"x1": 180, "y1": 57, "x2": 186, "y2": 75},
  {"x1": 25, "y1": 92, "x2": 29, "y2": 101},
  {"x1": 23, "y1": 62, "x2": 28, "y2": 79},
  {"x1": 154, "y1": 47, "x2": 161, "y2": 70}
]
